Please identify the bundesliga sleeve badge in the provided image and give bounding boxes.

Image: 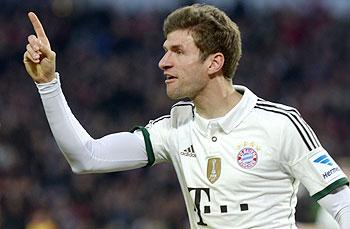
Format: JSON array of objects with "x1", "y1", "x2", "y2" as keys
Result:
[
  {"x1": 309, "y1": 150, "x2": 341, "y2": 183},
  {"x1": 237, "y1": 148, "x2": 258, "y2": 169}
]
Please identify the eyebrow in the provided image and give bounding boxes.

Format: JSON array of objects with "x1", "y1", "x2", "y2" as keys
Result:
[{"x1": 163, "y1": 44, "x2": 184, "y2": 52}]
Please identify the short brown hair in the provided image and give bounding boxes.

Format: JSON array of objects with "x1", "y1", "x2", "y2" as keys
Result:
[{"x1": 163, "y1": 4, "x2": 242, "y2": 80}]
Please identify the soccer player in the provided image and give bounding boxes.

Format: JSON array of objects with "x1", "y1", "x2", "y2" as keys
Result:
[{"x1": 24, "y1": 4, "x2": 350, "y2": 228}]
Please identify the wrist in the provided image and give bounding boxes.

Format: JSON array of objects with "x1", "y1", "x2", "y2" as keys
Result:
[
  {"x1": 34, "y1": 74, "x2": 56, "y2": 84},
  {"x1": 36, "y1": 72, "x2": 61, "y2": 95}
]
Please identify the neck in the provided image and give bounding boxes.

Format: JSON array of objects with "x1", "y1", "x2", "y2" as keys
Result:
[{"x1": 193, "y1": 77, "x2": 242, "y2": 119}]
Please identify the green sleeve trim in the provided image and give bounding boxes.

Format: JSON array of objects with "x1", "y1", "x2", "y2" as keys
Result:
[
  {"x1": 311, "y1": 177, "x2": 349, "y2": 201},
  {"x1": 130, "y1": 126, "x2": 155, "y2": 167}
]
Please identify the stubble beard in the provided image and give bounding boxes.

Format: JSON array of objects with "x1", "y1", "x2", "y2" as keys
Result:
[
  {"x1": 166, "y1": 89, "x2": 183, "y2": 100},
  {"x1": 166, "y1": 83, "x2": 188, "y2": 100}
]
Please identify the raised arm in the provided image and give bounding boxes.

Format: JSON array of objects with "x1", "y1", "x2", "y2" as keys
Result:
[{"x1": 23, "y1": 13, "x2": 148, "y2": 173}]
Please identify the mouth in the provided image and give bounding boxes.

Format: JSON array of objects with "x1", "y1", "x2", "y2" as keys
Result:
[{"x1": 164, "y1": 74, "x2": 178, "y2": 84}]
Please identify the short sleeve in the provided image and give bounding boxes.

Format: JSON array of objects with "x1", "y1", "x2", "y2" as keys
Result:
[{"x1": 279, "y1": 115, "x2": 349, "y2": 200}]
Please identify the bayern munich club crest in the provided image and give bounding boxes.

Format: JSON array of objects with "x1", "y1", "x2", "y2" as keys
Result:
[{"x1": 237, "y1": 148, "x2": 258, "y2": 169}]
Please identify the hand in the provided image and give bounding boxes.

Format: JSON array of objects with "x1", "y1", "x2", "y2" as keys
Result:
[{"x1": 23, "y1": 12, "x2": 56, "y2": 83}]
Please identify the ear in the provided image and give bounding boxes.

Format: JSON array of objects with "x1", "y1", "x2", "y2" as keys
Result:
[{"x1": 207, "y1": 52, "x2": 225, "y2": 76}]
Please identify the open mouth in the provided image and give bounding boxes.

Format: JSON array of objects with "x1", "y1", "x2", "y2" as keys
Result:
[
  {"x1": 166, "y1": 75, "x2": 177, "y2": 80},
  {"x1": 165, "y1": 74, "x2": 178, "y2": 83}
]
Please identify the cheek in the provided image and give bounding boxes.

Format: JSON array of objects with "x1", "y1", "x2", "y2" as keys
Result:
[
  {"x1": 182, "y1": 61, "x2": 206, "y2": 77},
  {"x1": 178, "y1": 58, "x2": 208, "y2": 85},
  {"x1": 183, "y1": 67, "x2": 208, "y2": 92}
]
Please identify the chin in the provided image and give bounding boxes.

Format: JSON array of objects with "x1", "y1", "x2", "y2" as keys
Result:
[
  {"x1": 167, "y1": 94, "x2": 181, "y2": 100},
  {"x1": 166, "y1": 91, "x2": 185, "y2": 100}
]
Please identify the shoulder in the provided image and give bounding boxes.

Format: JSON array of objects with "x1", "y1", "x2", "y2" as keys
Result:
[
  {"x1": 253, "y1": 98, "x2": 320, "y2": 151},
  {"x1": 148, "y1": 101, "x2": 194, "y2": 129},
  {"x1": 252, "y1": 98, "x2": 305, "y2": 136},
  {"x1": 247, "y1": 98, "x2": 302, "y2": 142},
  {"x1": 253, "y1": 98, "x2": 302, "y2": 124}
]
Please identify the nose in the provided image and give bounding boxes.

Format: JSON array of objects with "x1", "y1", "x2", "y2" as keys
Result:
[{"x1": 158, "y1": 51, "x2": 173, "y2": 70}]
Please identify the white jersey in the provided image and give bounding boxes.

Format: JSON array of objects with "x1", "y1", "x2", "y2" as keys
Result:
[
  {"x1": 37, "y1": 76, "x2": 349, "y2": 229},
  {"x1": 135, "y1": 85, "x2": 348, "y2": 229}
]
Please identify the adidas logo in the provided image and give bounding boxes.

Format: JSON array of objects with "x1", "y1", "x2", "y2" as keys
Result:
[
  {"x1": 180, "y1": 145, "x2": 196, "y2": 157},
  {"x1": 313, "y1": 154, "x2": 333, "y2": 166}
]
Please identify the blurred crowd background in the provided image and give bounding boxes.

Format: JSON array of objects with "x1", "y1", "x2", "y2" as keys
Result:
[{"x1": 0, "y1": 0, "x2": 349, "y2": 228}]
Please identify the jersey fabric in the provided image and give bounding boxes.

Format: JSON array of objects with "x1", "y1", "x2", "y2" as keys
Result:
[{"x1": 134, "y1": 85, "x2": 349, "y2": 229}]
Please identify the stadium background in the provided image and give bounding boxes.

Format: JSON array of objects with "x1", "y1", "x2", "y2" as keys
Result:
[{"x1": 0, "y1": 0, "x2": 349, "y2": 228}]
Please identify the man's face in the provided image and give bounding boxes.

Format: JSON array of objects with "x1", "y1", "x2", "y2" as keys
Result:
[{"x1": 159, "y1": 29, "x2": 209, "y2": 100}]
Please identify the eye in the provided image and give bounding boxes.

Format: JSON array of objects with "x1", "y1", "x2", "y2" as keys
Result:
[{"x1": 175, "y1": 49, "x2": 183, "y2": 54}]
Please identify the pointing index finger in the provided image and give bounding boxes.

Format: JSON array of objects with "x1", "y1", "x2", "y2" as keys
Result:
[{"x1": 28, "y1": 12, "x2": 50, "y2": 46}]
